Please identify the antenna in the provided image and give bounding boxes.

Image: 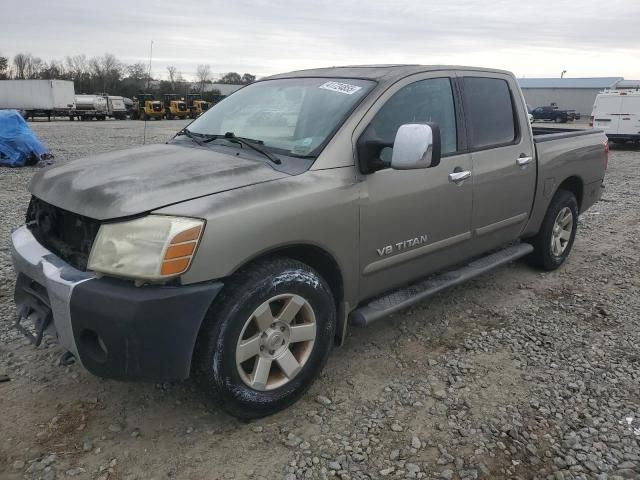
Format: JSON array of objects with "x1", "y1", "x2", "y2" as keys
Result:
[{"x1": 143, "y1": 40, "x2": 154, "y2": 145}]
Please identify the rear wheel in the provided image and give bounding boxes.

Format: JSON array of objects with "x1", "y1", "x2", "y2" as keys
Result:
[
  {"x1": 193, "y1": 258, "x2": 336, "y2": 419},
  {"x1": 554, "y1": 115, "x2": 563, "y2": 123},
  {"x1": 527, "y1": 189, "x2": 578, "y2": 270}
]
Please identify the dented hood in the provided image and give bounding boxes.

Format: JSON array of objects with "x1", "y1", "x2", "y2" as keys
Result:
[{"x1": 29, "y1": 143, "x2": 288, "y2": 220}]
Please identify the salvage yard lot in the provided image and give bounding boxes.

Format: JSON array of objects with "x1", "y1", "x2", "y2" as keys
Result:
[{"x1": 1, "y1": 120, "x2": 639, "y2": 480}]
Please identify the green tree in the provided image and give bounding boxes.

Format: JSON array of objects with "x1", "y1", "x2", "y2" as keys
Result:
[
  {"x1": 241, "y1": 73, "x2": 256, "y2": 84},
  {"x1": 127, "y1": 62, "x2": 147, "y2": 82},
  {"x1": 219, "y1": 72, "x2": 242, "y2": 84}
]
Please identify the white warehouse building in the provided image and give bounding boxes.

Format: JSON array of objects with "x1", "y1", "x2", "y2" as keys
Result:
[{"x1": 517, "y1": 77, "x2": 624, "y2": 116}]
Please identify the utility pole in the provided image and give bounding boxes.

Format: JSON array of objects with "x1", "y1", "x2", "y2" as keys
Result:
[{"x1": 146, "y1": 40, "x2": 154, "y2": 90}]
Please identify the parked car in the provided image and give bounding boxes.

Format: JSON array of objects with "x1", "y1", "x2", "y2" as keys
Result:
[
  {"x1": 531, "y1": 105, "x2": 572, "y2": 123},
  {"x1": 11, "y1": 65, "x2": 607, "y2": 419},
  {"x1": 590, "y1": 90, "x2": 640, "y2": 144}
]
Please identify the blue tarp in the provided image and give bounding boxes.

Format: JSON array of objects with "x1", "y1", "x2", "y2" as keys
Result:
[{"x1": 0, "y1": 110, "x2": 49, "y2": 167}]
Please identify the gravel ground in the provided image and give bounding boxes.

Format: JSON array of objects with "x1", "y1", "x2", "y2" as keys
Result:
[{"x1": 1, "y1": 119, "x2": 639, "y2": 480}]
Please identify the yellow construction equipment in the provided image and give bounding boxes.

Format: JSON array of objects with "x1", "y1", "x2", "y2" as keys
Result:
[
  {"x1": 163, "y1": 94, "x2": 189, "y2": 120},
  {"x1": 131, "y1": 93, "x2": 164, "y2": 120},
  {"x1": 186, "y1": 93, "x2": 210, "y2": 118}
]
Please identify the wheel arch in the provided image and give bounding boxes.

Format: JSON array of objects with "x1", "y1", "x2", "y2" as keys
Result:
[
  {"x1": 522, "y1": 174, "x2": 585, "y2": 238},
  {"x1": 228, "y1": 243, "x2": 345, "y2": 308},
  {"x1": 557, "y1": 175, "x2": 584, "y2": 211},
  {"x1": 224, "y1": 243, "x2": 347, "y2": 344}
]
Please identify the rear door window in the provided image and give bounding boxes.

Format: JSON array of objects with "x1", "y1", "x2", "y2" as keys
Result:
[{"x1": 463, "y1": 77, "x2": 517, "y2": 149}]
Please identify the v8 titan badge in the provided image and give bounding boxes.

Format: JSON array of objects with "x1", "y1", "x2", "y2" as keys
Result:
[{"x1": 377, "y1": 234, "x2": 430, "y2": 257}]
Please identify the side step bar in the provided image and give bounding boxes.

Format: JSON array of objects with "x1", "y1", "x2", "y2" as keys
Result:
[{"x1": 350, "y1": 243, "x2": 534, "y2": 327}]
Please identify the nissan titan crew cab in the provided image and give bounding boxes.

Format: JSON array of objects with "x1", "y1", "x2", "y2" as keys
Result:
[{"x1": 11, "y1": 66, "x2": 607, "y2": 418}]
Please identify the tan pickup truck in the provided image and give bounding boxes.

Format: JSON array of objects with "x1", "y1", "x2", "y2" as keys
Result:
[{"x1": 11, "y1": 65, "x2": 607, "y2": 418}]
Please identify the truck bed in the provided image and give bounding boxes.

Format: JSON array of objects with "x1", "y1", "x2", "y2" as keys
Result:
[
  {"x1": 522, "y1": 126, "x2": 607, "y2": 239},
  {"x1": 532, "y1": 126, "x2": 603, "y2": 143}
]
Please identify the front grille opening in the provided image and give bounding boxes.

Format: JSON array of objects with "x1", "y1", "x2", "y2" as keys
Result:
[{"x1": 26, "y1": 196, "x2": 101, "y2": 271}]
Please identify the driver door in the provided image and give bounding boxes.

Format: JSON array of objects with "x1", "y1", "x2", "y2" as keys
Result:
[{"x1": 357, "y1": 73, "x2": 474, "y2": 300}]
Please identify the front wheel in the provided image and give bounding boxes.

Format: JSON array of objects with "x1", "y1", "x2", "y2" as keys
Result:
[
  {"x1": 193, "y1": 258, "x2": 336, "y2": 419},
  {"x1": 526, "y1": 189, "x2": 578, "y2": 270},
  {"x1": 554, "y1": 116, "x2": 563, "y2": 123}
]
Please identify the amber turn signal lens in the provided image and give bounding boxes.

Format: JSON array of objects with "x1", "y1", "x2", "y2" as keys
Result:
[
  {"x1": 160, "y1": 258, "x2": 190, "y2": 276},
  {"x1": 159, "y1": 223, "x2": 203, "y2": 277},
  {"x1": 171, "y1": 226, "x2": 202, "y2": 244},
  {"x1": 165, "y1": 242, "x2": 196, "y2": 259}
]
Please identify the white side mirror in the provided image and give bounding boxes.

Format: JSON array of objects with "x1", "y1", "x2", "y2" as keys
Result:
[{"x1": 391, "y1": 123, "x2": 441, "y2": 170}]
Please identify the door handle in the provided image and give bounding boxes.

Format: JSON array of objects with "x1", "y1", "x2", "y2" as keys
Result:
[
  {"x1": 448, "y1": 170, "x2": 471, "y2": 183},
  {"x1": 516, "y1": 156, "x2": 533, "y2": 167}
]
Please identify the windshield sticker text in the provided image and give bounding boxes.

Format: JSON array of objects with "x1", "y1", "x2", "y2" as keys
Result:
[{"x1": 319, "y1": 81, "x2": 363, "y2": 95}]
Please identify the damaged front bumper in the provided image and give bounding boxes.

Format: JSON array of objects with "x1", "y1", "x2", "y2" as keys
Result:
[{"x1": 11, "y1": 225, "x2": 223, "y2": 381}]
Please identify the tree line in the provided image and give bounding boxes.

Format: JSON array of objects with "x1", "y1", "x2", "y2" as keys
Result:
[{"x1": 0, "y1": 52, "x2": 256, "y2": 100}]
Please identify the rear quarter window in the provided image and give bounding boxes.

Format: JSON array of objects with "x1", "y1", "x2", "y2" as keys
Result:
[{"x1": 463, "y1": 77, "x2": 517, "y2": 149}]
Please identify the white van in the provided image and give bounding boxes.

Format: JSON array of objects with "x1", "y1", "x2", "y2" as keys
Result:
[{"x1": 590, "y1": 90, "x2": 640, "y2": 143}]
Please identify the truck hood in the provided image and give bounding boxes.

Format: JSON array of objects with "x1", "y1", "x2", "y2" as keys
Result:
[{"x1": 29, "y1": 143, "x2": 289, "y2": 220}]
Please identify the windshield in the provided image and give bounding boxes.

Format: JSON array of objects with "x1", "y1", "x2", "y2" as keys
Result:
[{"x1": 187, "y1": 77, "x2": 375, "y2": 157}]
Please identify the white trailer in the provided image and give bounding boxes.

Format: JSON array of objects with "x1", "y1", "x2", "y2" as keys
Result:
[
  {"x1": 591, "y1": 90, "x2": 640, "y2": 144},
  {"x1": 0, "y1": 80, "x2": 75, "y2": 121}
]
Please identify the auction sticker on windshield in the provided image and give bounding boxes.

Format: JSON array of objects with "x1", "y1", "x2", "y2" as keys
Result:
[{"x1": 319, "y1": 81, "x2": 363, "y2": 95}]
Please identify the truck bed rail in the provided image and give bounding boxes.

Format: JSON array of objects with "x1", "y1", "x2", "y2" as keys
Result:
[{"x1": 532, "y1": 127, "x2": 604, "y2": 143}]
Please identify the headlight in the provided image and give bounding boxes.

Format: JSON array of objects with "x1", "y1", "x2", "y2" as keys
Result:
[{"x1": 88, "y1": 215, "x2": 204, "y2": 281}]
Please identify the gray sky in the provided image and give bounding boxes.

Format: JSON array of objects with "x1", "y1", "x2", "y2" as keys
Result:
[{"x1": 2, "y1": 0, "x2": 640, "y2": 80}]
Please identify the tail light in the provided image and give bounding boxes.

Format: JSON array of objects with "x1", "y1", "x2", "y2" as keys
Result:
[
  {"x1": 589, "y1": 116, "x2": 594, "y2": 127},
  {"x1": 604, "y1": 141, "x2": 609, "y2": 170}
]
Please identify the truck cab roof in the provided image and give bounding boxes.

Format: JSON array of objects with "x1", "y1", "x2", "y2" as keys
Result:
[{"x1": 265, "y1": 65, "x2": 514, "y2": 83}]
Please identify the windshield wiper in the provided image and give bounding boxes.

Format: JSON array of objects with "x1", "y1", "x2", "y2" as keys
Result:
[
  {"x1": 204, "y1": 132, "x2": 282, "y2": 165},
  {"x1": 175, "y1": 128, "x2": 206, "y2": 146}
]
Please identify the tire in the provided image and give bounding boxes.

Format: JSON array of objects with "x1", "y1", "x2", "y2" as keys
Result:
[
  {"x1": 526, "y1": 189, "x2": 578, "y2": 270},
  {"x1": 554, "y1": 116, "x2": 563, "y2": 123},
  {"x1": 193, "y1": 258, "x2": 336, "y2": 419}
]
